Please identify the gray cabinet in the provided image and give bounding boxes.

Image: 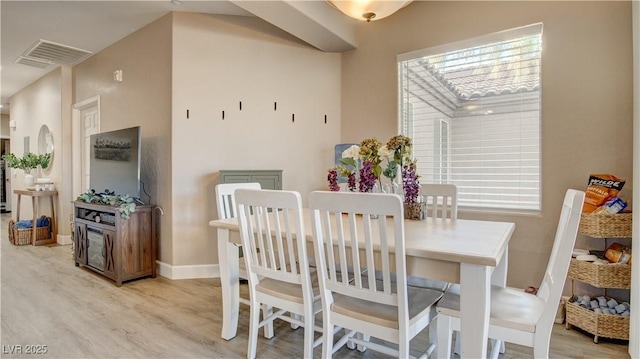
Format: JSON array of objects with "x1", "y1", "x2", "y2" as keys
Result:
[{"x1": 219, "y1": 170, "x2": 282, "y2": 190}]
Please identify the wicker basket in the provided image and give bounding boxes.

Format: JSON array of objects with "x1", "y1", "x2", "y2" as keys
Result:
[
  {"x1": 565, "y1": 297, "x2": 630, "y2": 343},
  {"x1": 568, "y1": 258, "x2": 631, "y2": 289},
  {"x1": 8, "y1": 216, "x2": 52, "y2": 246},
  {"x1": 579, "y1": 213, "x2": 632, "y2": 238}
]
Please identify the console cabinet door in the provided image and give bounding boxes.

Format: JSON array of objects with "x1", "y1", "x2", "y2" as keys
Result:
[
  {"x1": 102, "y1": 229, "x2": 117, "y2": 280},
  {"x1": 74, "y1": 223, "x2": 87, "y2": 266}
]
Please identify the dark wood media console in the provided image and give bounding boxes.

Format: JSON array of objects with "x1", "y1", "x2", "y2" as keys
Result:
[{"x1": 73, "y1": 201, "x2": 156, "y2": 286}]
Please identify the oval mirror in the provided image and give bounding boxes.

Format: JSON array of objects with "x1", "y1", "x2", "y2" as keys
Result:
[{"x1": 38, "y1": 124, "x2": 54, "y2": 171}]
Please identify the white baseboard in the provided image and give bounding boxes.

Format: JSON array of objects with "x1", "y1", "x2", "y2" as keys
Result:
[
  {"x1": 57, "y1": 234, "x2": 72, "y2": 246},
  {"x1": 156, "y1": 261, "x2": 220, "y2": 280}
]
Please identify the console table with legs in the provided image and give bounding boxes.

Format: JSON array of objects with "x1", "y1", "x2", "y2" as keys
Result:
[{"x1": 14, "y1": 189, "x2": 58, "y2": 246}]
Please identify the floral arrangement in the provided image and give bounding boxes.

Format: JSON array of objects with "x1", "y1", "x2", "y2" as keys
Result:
[{"x1": 328, "y1": 135, "x2": 420, "y2": 204}]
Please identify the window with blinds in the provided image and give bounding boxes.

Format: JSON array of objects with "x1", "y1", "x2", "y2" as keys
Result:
[{"x1": 398, "y1": 23, "x2": 542, "y2": 212}]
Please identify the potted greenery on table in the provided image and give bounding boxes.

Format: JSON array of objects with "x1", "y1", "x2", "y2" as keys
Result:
[{"x1": 2, "y1": 152, "x2": 51, "y2": 188}]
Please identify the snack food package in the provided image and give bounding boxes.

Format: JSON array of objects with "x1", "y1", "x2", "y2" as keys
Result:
[
  {"x1": 604, "y1": 242, "x2": 632, "y2": 265},
  {"x1": 583, "y1": 174, "x2": 626, "y2": 213},
  {"x1": 593, "y1": 197, "x2": 627, "y2": 214}
]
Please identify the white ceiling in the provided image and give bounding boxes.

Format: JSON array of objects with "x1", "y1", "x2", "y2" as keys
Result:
[{"x1": 1, "y1": 0, "x2": 357, "y2": 115}]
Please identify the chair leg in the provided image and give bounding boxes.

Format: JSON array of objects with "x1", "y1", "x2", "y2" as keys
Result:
[
  {"x1": 489, "y1": 339, "x2": 500, "y2": 359},
  {"x1": 437, "y1": 315, "x2": 453, "y2": 359},
  {"x1": 533, "y1": 333, "x2": 551, "y2": 359},
  {"x1": 262, "y1": 304, "x2": 274, "y2": 338},
  {"x1": 290, "y1": 313, "x2": 301, "y2": 330},
  {"x1": 454, "y1": 330, "x2": 461, "y2": 355},
  {"x1": 303, "y1": 311, "x2": 315, "y2": 358},
  {"x1": 321, "y1": 315, "x2": 334, "y2": 359},
  {"x1": 356, "y1": 333, "x2": 369, "y2": 352},
  {"x1": 347, "y1": 336, "x2": 356, "y2": 350},
  {"x1": 247, "y1": 303, "x2": 261, "y2": 359},
  {"x1": 398, "y1": 334, "x2": 410, "y2": 359},
  {"x1": 429, "y1": 317, "x2": 438, "y2": 351}
]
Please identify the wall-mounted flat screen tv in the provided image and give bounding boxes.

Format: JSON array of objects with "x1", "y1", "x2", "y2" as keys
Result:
[{"x1": 89, "y1": 126, "x2": 141, "y2": 202}]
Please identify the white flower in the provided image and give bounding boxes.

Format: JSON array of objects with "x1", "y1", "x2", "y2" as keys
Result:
[
  {"x1": 342, "y1": 145, "x2": 361, "y2": 160},
  {"x1": 378, "y1": 145, "x2": 393, "y2": 161}
]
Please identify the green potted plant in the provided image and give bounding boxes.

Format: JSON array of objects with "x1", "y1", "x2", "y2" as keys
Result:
[
  {"x1": 2, "y1": 152, "x2": 52, "y2": 188},
  {"x1": 76, "y1": 189, "x2": 137, "y2": 219}
]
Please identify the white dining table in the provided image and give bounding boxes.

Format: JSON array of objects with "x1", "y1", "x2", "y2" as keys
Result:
[{"x1": 209, "y1": 210, "x2": 515, "y2": 359}]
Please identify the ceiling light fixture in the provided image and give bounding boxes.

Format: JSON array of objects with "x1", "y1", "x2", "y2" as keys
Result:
[
  {"x1": 327, "y1": 0, "x2": 412, "y2": 22},
  {"x1": 171, "y1": 0, "x2": 182, "y2": 6}
]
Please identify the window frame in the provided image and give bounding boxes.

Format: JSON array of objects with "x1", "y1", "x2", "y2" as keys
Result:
[{"x1": 397, "y1": 23, "x2": 543, "y2": 214}]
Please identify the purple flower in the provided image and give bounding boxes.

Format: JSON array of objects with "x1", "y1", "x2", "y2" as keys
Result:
[
  {"x1": 347, "y1": 173, "x2": 356, "y2": 192},
  {"x1": 327, "y1": 168, "x2": 340, "y2": 192},
  {"x1": 402, "y1": 162, "x2": 420, "y2": 203},
  {"x1": 359, "y1": 160, "x2": 377, "y2": 193}
]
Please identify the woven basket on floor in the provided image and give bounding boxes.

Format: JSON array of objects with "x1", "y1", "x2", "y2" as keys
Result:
[
  {"x1": 8, "y1": 216, "x2": 52, "y2": 246},
  {"x1": 568, "y1": 258, "x2": 631, "y2": 289},
  {"x1": 579, "y1": 213, "x2": 632, "y2": 238},
  {"x1": 565, "y1": 297, "x2": 629, "y2": 343}
]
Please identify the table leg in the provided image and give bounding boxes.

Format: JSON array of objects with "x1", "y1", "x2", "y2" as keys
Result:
[
  {"x1": 492, "y1": 245, "x2": 508, "y2": 287},
  {"x1": 459, "y1": 263, "x2": 491, "y2": 359},
  {"x1": 50, "y1": 194, "x2": 57, "y2": 241},
  {"x1": 31, "y1": 197, "x2": 38, "y2": 245},
  {"x1": 491, "y1": 246, "x2": 508, "y2": 355},
  {"x1": 218, "y1": 227, "x2": 240, "y2": 340},
  {"x1": 16, "y1": 194, "x2": 22, "y2": 221}
]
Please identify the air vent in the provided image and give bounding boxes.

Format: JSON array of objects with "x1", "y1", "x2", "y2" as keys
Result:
[
  {"x1": 22, "y1": 39, "x2": 92, "y2": 66},
  {"x1": 14, "y1": 56, "x2": 51, "y2": 68}
]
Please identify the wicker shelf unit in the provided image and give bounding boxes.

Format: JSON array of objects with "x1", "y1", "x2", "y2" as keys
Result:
[{"x1": 566, "y1": 212, "x2": 632, "y2": 343}]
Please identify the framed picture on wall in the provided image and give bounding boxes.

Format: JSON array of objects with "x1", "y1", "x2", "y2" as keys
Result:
[{"x1": 334, "y1": 143, "x2": 357, "y2": 183}]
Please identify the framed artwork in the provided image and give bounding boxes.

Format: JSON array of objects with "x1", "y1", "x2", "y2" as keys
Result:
[
  {"x1": 334, "y1": 143, "x2": 357, "y2": 183},
  {"x1": 93, "y1": 134, "x2": 132, "y2": 161}
]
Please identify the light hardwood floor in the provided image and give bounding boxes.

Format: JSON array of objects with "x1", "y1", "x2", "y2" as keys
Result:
[{"x1": 0, "y1": 213, "x2": 631, "y2": 358}]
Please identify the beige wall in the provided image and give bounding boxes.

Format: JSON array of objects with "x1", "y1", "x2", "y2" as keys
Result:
[
  {"x1": 73, "y1": 14, "x2": 173, "y2": 261},
  {"x1": 171, "y1": 13, "x2": 341, "y2": 266},
  {"x1": 8, "y1": 69, "x2": 66, "y2": 225},
  {"x1": 342, "y1": 1, "x2": 634, "y2": 289},
  {"x1": 72, "y1": 12, "x2": 341, "y2": 270}
]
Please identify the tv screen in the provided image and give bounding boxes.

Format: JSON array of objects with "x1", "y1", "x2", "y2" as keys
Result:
[{"x1": 89, "y1": 126, "x2": 141, "y2": 201}]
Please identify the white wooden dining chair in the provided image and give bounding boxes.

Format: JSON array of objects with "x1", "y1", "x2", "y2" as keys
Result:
[
  {"x1": 421, "y1": 183, "x2": 458, "y2": 220},
  {"x1": 407, "y1": 184, "x2": 459, "y2": 294},
  {"x1": 216, "y1": 182, "x2": 261, "y2": 220},
  {"x1": 214, "y1": 182, "x2": 261, "y2": 307},
  {"x1": 436, "y1": 189, "x2": 585, "y2": 359},
  {"x1": 309, "y1": 191, "x2": 443, "y2": 359},
  {"x1": 415, "y1": 183, "x2": 460, "y2": 348},
  {"x1": 236, "y1": 188, "x2": 321, "y2": 359}
]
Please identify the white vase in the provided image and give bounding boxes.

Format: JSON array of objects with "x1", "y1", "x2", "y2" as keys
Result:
[{"x1": 24, "y1": 172, "x2": 34, "y2": 188}]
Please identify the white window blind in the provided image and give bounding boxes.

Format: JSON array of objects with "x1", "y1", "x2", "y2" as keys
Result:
[{"x1": 398, "y1": 23, "x2": 542, "y2": 212}]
